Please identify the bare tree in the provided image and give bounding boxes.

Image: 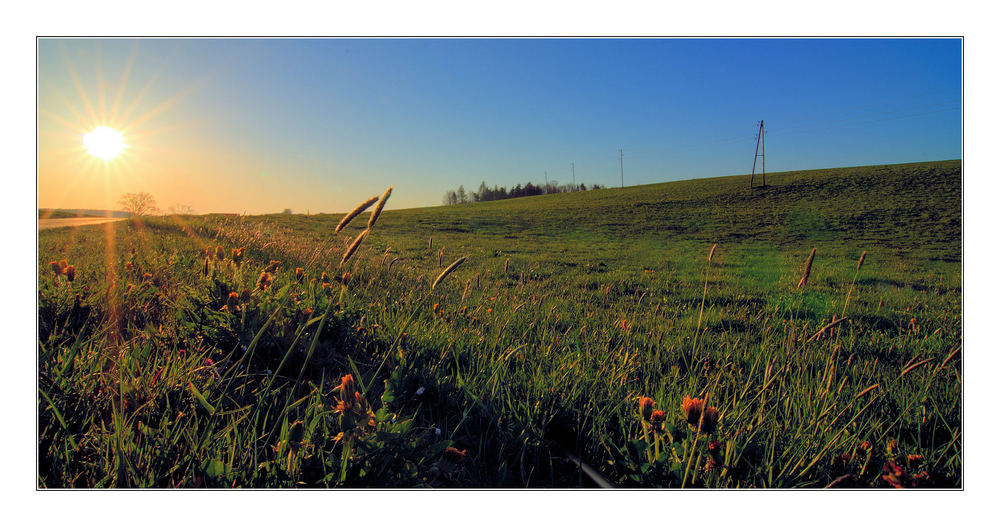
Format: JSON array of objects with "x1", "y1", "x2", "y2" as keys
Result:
[
  {"x1": 119, "y1": 192, "x2": 159, "y2": 217},
  {"x1": 168, "y1": 203, "x2": 195, "y2": 215}
]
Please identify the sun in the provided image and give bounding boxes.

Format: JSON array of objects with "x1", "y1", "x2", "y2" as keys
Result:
[{"x1": 82, "y1": 126, "x2": 127, "y2": 161}]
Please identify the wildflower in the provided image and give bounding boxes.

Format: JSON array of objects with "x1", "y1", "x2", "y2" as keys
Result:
[
  {"x1": 227, "y1": 291, "x2": 240, "y2": 308},
  {"x1": 215, "y1": 245, "x2": 225, "y2": 261},
  {"x1": 265, "y1": 260, "x2": 280, "y2": 273},
  {"x1": 256, "y1": 271, "x2": 273, "y2": 290},
  {"x1": 231, "y1": 247, "x2": 244, "y2": 266},
  {"x1": 681, "y1": 395, "x2": 719, "y2": 434},
  {"x1": 320, "y1": 272, "x2": 330, "y2": 285},
  {"x1": 415, "y1": 386, "x2": 426, "y2": 396},
  {"x1": 886, "y1": 439, "x2": 898, "y2": 457},
  {"x1": 143, "y1": 272, "x2": 153, "y2": 281},
  {"x1": 443, "y1": 446, "x2": 467, "y2": 462},
  {"x1": 334, "y1": 272, "x2": 352, "y2": 285},
  {"x1": 50, "y1": 260, "x2": 65, "y2": 275},
  {"x1": 204, "y1": 247, "x2": 213, "y2": 259},
  {"x1": 337, "y1": 374, "x2": 355, "y2": 395},
  {"x1": 638, "y1": 397, "x2": 656, "y2": 421},
  {"x1": 882, "y1": 461, "x2": 908, "y2": 489},
  {"x1": 65, "y1": 265, "x2": 76, "y2": 282},
  {"x1": 333, "y1": 399, "x2": 351, "y2": 414},
  {"x1": 295, "y1": 267, "x2": 304, "y2": 282},
  {"x1": 205, "y1": 358, "x2": 214, "y2": 367},
  {"x1": 860, "y1": 440, "x2": 872, "y2": 452},
  {"x1": 649, "y1": 410, "x2": 666, "y2": 432},
  {"x1": 907, "y1": 454, "x2": 923, "y2": 466}
]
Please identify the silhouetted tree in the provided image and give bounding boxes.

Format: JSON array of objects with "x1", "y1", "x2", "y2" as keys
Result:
[
  {"x1": 119, "y1": 192, "x2": 159, "y2": 216},
  {"x1": 168, "y1": 204, "x2": 195, "y2": 215}
]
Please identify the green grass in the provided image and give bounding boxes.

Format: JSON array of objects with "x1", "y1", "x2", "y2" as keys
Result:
[{"x1": 38, "y1": 160, "x2": 961, "y2": 488}]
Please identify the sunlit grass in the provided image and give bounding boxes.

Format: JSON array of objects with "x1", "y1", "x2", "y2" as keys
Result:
[{"x1": 37, "y1": 160, "x2": 961, "y2": 488}]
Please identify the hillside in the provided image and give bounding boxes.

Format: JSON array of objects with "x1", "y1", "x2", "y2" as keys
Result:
[
  {"x1": 38, "y1": 159, "x2": 962, "y2": 488},
  {"x1": 378, "y1": 160, "x2": 960, "y2": 259}
]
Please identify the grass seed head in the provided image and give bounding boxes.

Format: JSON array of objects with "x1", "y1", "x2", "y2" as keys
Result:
[
  {"x1": 340, "y1": 229, "x2": 369, "y2": 266},
  {"x1": 857, "y1": 251, "x2": 867, "y2": 272},
  {"x1": 367, "y1": 186, "x2": 393, "y2": 229},
  {"x1": 433, "y1": 256, "x2": 467, "y2": 290},
  {"x1": 797, "y1": 248, "x2": 817, "y2": 289},
  {"x1": 708, "y1": 243, "x2": 717, "y2": 263},
  {"x1": 336, "y1": 195, "x2": 379, "y2": 234}
]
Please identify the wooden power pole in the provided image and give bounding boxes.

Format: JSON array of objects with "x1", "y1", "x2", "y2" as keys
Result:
[
  {"x1": 619, "y1": 148, "x2": 624, "y2": 189},
  {"x1": 750, "y1": 120, "x2": 766, "y2": 189}
]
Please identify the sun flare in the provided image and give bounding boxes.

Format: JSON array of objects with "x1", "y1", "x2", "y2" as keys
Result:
[{"x1": 83, "y1": 126, "x2": 127, "y2": 161}]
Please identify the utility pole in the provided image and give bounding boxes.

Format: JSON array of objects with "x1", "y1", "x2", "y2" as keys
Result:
[
  {"x1": 619, "y1": 148, "x2": 624, "y2": 189},
  {"x1": 571, "y1": 162, "x2": 576, "y2": 191},
  {"x1": 544, "y1": 171, "x2": 548, "y2": 194},
  {"x1": 750, "y1": 120, "x2": 766, "y2": 189}
]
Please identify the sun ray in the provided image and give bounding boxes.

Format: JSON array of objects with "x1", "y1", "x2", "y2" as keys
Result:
[
  {"x1": 96, "y1": 45, "x2": 107, "y2": 124},
  {"x1": 113, "y1": 66, "x2": 163, "y2": 130},
  {"x1": 38, "y1": 108, "x2": 88, "y2": 137},
  {"x1": 108, "y1": 41, "x2": 139, "y2": 127},
  {"x1": 60, "y1": 42, "x2": 99, "y2": 127},
  {"x1": 120, "y1": 79, "x2": 205, "y2": 134}
]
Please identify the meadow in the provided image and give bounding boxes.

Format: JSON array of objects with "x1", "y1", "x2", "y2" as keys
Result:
[{"x1": 37, "y1": 159, "x2": 962, "y2": 488}]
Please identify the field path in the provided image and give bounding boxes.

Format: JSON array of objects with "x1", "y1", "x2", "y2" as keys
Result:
[{"x1": 38, "y1": 217, "x2": 126, "y2": 230}]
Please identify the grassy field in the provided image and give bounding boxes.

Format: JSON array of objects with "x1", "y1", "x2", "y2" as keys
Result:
[{"x1": 37, "y1": 159, "x2": 961, "y2": 488}]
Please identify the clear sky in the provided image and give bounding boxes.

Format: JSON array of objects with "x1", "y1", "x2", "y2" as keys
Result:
[{"x1": 37, "y1": 38, "x2": 961, "y2": 214}]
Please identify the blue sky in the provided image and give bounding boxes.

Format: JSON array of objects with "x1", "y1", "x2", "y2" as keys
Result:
[{"x1": 37, "y1": 38, "x2": 961, "y2": 213}]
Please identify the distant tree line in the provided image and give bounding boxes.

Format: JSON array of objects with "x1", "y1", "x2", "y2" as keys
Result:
[{"x1": 442, "y1": 180, "x2": 605, "y2": 205}]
